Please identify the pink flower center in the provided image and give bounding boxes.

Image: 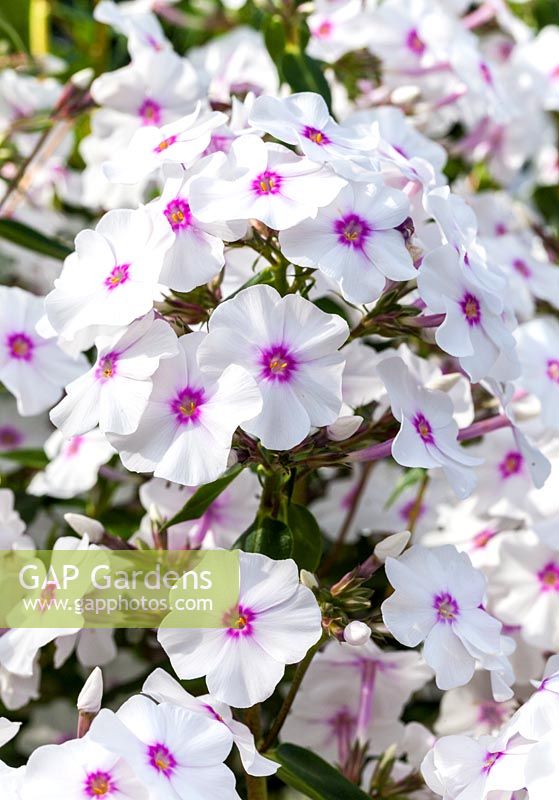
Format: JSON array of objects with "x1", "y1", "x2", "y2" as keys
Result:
[
  {"x1": 494, "y1": 222, "x2": 507, "y2": 236},
  {"x1": 498, "y1": 450, "x2": 523, "y2": 479},
  {"x1": 104, "y1": 264, "x2": 130, "y2": 291},
  {"x1": 460, "y1": 293, "x2": 482, "y2": 326},
  {"x1": 138, "y1": 98, "x2": 162, "y2": 126},
  {"x1": 315, "y1": 20, "x2": 333, "y2": 39},
  {"x1": 147, "y1": 742, "x2": 177, "y2": 777},
  {"x1": 472, "y1": 528, "x2": 497, "y2": 549},
  {"x1": 512, "y1": 258, "x2": 532, "y2": 278},
  {"x1": 154, "y1": 135, "x2": 177, "y2": 153},
  {"x1": 538, "y1": 561, "x2": 559, "y2": 592},
  {"x1": 413, "y1": 412, "x2": 434, "y2": 444},
  {"x1": 546, "y1": 359, "x2": 559, "y2": 384},
  {"x1": 302, "y1": 126, "x2": 330, "y2": 146},
  {"x1": 6, "y1": 332, "x2": 34, "y2": 361},
  {"x1": 478, "y1": 701, "x2": 506, "y2": 728},
  {"x1": 95, "y1": 352, "x2": 119, "y2": 382},
  {"x1": 164, "y1": 198, "x2": 191, "y2": 232},
  {"x1": 434, "y1": 591, "x2": 459, "y2": 623},
  {"x1": 480, "y1": 61, "x2": 493, "y2": 85},
  {"x1": 252, "y1": 170, "x2": 282, "y2": 196},
  {"x1": 481, "y1": 751, "x2": 503, "y2": 774},
  {"x1": 224, "y1": 605, "x2": 255, "y2": 637},
  {"x1": 0, "y1": 426, "x2": 23, "y2": 449},
  {"x1": 84, "y1": 770, "x2": 115, "y2": 797},
  {"x1": 334, "y1": 213, "x2": 372, "y2": 248},
  {"x1": 170, "y1": 387, "x2": 205, "y2": 425},
  {"x1": 63, "y1": 436, "x2": 84, "y2": 458},
  {"x1": 259, "y1": 344, "x2": 298, "y2": 382},
  {"x1": 406, "y1": 28, "x2": 426, "y2": 55}
]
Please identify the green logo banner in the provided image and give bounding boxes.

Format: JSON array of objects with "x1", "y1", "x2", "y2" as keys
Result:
[{"x1": 0, "y1": 549, "x2": 240, "y2": 629}]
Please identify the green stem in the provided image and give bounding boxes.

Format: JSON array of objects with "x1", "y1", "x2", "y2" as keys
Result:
[
  {"x1": 244, "y1": 706, "x2": 268, "y2": 800},
  {"x1": 261, "y1": 639, "x2": 323, "y2": 752}
]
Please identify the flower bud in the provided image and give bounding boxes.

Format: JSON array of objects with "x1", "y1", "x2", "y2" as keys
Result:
[
  {"x1": 77, "y1": 667, "x2": 103, "y2": 714},
  {"x1": 343, "y1": 620, "x2": 371, "y2": 646},
  {"x1": 300, "y1": 569, "x2": 318, "y2": 590},
  {"x1": 374, "y1": 530, "x2": 411, "y2": 562},
  {"x1": 64, "y1": 513, "x2": 104, "y2": 543}
]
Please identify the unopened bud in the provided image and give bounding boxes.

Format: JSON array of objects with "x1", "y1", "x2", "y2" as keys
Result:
[
  {"x1": 64, "y1": 513, "x2": 104, "y2": 543},
  {"x1": 374, "y1": 531, "x2": 410, "y2": 562},
  {"x1": 327, "y1": 415, "x2": 363, "y2": 442},
  {"x1": 343, "y1": 620, "x2": 371, "y2": 646},
  {"x1": 300, "y1": 569, "x2": 318, "y2": 590},
  {"x1": 77, "y1": 667, "x2": 103, "y2": 714},
  {"x1": 70, "y1": 68, "x2": 94, "y2": 90}
]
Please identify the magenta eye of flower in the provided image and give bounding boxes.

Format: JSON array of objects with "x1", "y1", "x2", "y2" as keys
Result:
[
  {"x1": 148, "y1": 743, "x2": 177, "y2": 777},
  {"x1": 482, "y1": 751, "x2": 503, "y2": 774},
  {"x1": 316, "y1": 20, "x2": 332, "y2": 38},
  {"x1": 547, "y1": 359, "x2": 559, "y2": 383},
  {"x1": 7, "y1": 332, "x2": 34, "y2": 361},
  {"x1": 334, "y1": 213, "x2": 371, "y2": 248},
  {"x1": 538, "y1": 561, "x2": 559, "y2": 592},
  {"x1": 252, "y1": 170, "x2": 282, "y2": 196},
  {"x1": 434, "y1": 592, "x2": 459, "y2": 622},
  {"x1": 303, "y1": 126, "x2": 329, "y2": 145},
  {"x1": 138, "y1": 98, "x2": 162, "y2": 126},
  {"x1": 164, "y1": 198, "x2": 191, "y2": 231},
  {"x1": 64, "y1": 436, "x2": 84, "y2": 458},
  {"x1": 105, "y1": 264, "x2": 130, "y2": 290},
  {"x1": 85, "y1": 770, "x2": 114, "y2": 797},
  {"x1": 0, "y1": 426, "x2": 22, "y2": 448},
  {"x1": 413, "y1": 413, "x2": 434, "y2": 443},
  {"x1": 472, "y1": 528, "x2": 496, "y2": 549},
  {"x1": 96, "y1": 352, "x2": 118, "y2": 381},
  {"x1": 478, "y1": 701, "x2": 505, "y2": 727},
  {"x1": 406, "y1": 28, "x2": 426, "y2": 55},
  {"x1": 260, "y1": 344, "x2": 297, "y2": 382},
  {"x1": 154, "y1": 135, "x2": 177, "y2": 153},
  {"x1": 512, "y1": 258, "x2": 532, "y2": 278},
  {"x1": 498, "y1": 450, "x2": 523, "y2": 479},
  {"x1": 224, "y1": 605, "x2": 254, "y2": 636},
  {"x1": 171, "y1": 387, "x2": 205, "y2": 425},
  {"x1": 460, "y1": 293, "x2": 481, "y2": 325}
]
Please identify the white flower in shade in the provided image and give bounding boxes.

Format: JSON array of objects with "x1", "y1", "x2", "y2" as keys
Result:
[
  {"x1": 149, "y1": 162, "x2": 246, "y2": 293},
  {"x1": 0, "y1": 396, "x2": 52, "y2": 473},
  {"x1": 524, "y1": 727, "x2": 559, "y2": 800},
  {"x1": 511, "y1": 655, "x2": 559, "y2": 741},
  {"x1": 22, "y1": 737, "x2": 148, "y2": 800},
  {"x1": 468, "y1": 428, "x2": 556, "y2": 521},
  {"x1": 435, "y1": 673, "x2": 517, "y2": 737},
  {"x1": 421, "y1": 732, "x2": 530, "y2": 800},
  {"x1": 249, "y1": 92, "x2": 370, "y2": 165},
  {"x1": 282, "y1": 638, "x2": 432, "y2": 761},
  {"x1": 89, "y1": 695, "x2": 237, "y2": 799},
  {"x1": 516, "y1": 317, "x2": 559, "y2": 430},
  {"x1": 490, "y1": 530, "x2": 559, "y2": 652},
  {"x1": 382, "y1": 544, "x2": 510, "y2": 693},
  {"x1": 513, "y1": 25, "x2": 559, "y2": 112},
  {"x1": 50, "y1": 313, "x2": 178, "y2": 437},
  {"x1": 94, "y1": 0, "x2": 171, "y2": 57},
  {"x1": 484, "y1": 234, "x2": 559, "y2": 319},
  {"x1": 377, "y1": 357, "x2": 481, "y2": 498},
  {"x1": 0, "y1": 656, "x2": 40, "y2": 711},
  {"x1": 189, "y1": 135, "x2": 346, "y2": 231},
  {"x1": 418, "y1": 244, "x2": 520, "y2": 382},
  {"x1": 158, "y1": 552, "x2": 322, "y2": 708},
  {"x1": 90, "y1": 49, "x2": 198, "y2": 125},
  {"x1": 143, "y1": 668, "x2": 278, "y2": 777},
  {"x1": 45, "y1": 207, "x2": 173, "y2": 344},
  {"x1": 279, "y1": 180, "x2": 415, "y2": 304},
  {"x1": 28, "y1": 430, "x2": 115, "y2": 500},
  {"x1": 104, "y1": 104, "x2": 227, "y2": 184},
  {"x1": 110, "y1": 332, "x2": 261, "y2": 487},
  {"x1": 0, "y1": 287, "x2": 87, "y2": 416},
  {"x1": 137, "y1": 469, "x2": 260, "y2": 549},
  {"x1": 197, "y1": 285, "x2": 348, "y2": 450},
  {"x1": 0, "y1": 489, "x2": 32, "y2": 549}
]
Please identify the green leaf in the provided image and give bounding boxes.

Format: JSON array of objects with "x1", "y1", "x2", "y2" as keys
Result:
[
  {"x1": 0, "y1": 219, "x2": 72, "y2": 261},
  {"x1": 281, "y1": 51, "x2": 332, "y2": 109},
  {"x1": 287, "y1": 504, "x2": 323, "y2": 572},
  {"x1": 271, "y1": 743, "x2": 371, "y2": 800},
  {"x1": 159, "y1": 463, "x2": 244, "y2": 531},
  {"x1": 234, "y1": 516, "x2": 293, "y2": 560},
  {"x1": 264, "y1": 14, "x2": 286, "y2": 67},
  {"x1": 0, "y1": 448, "x2": 48, "y2": 469}
]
